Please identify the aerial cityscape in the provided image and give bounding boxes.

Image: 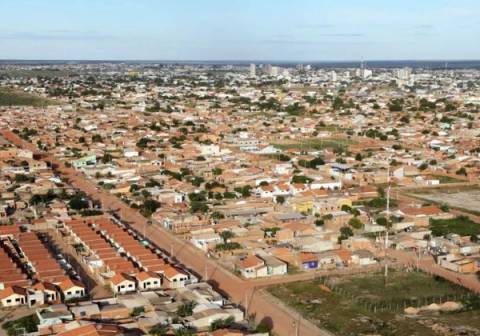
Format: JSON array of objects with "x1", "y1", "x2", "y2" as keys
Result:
[{"x1": 1, "y1": 1, "x2": 480, "y2": 336}]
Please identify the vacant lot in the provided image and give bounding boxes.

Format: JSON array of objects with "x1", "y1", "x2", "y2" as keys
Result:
[
  {"x1": 0, "y1": 88, "x2": 53, "y2": 107},
  {"x1": 411, "y1": 187, "x2": 480, "y2": 215},
  {"x1": 273, "y1": 138, "x2": 354, "y2": 151},
  {"x1": 430, "y1": 216, "x2": 480, "y2": 237},
  {"x1": 268, "y1": 270, "x2": 480, "y2": 336}
]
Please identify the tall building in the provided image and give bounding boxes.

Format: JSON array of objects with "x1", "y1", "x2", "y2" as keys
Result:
[
  {"x1": 270, "y1": 66, "x2": 279, "y2": 77},
  {"x1": 329, "y1": 71, "x2": 337, "y2": 82},
  {"x1": 265, "y1": 64, "x2": 272, "y2": 75},
  {"x1": 396, "y1": 67, "x2": 411, "y2": 81},
  {"x1": 249, "y1": 63, "x2": 256, "y2": 77}
]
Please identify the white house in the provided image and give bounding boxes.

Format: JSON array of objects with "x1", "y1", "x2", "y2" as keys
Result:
[
  {"x1": 110, "y1": 273, "x2": 137, "y2": 295},
  {"x1": 135, "y1": 272, "x2": 162, "y2": 291},
  {"x1": 0, "y1": 286, "x2": 27, "y2": 307},
  {"x1": 58, "y1": 279, "x2": 86, "y2": 301}
]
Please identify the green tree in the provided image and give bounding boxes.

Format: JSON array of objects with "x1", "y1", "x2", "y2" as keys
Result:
[
  {"x1": 339, "y1": 226, "x2": 354, "y2": 242},
  {"x1": 291, "y1": 175, "x2": 313, "y2": 184},
  {"x1": 332, "y1": 96, "x2": 344, "y2": 110},
  {"x1": 92, "y1": 134, "x2": 103, "y2": 143},
  {"x1": 101, "y1": 153, "x2": 113, "y2": 164},
  {"x1": 209, "y1": 316, "x2": 235, "y2": 331},
  {"x1": 68, "y1": 195, "x2": 89, "y2": 210},
  {"x1": 176, "y1": 301, "x2": 196, "y2": 317},
  {"x1": 275, "y1": 195, "x2": 285, "y2": 204},
  {"x1": 174, "y1": 328, "x2": 194, "y2": 336},
  {"x1": 348, "y1": 217, "x2": 363, "y2": 229},
  {"x1": 456, "y1": 167, "x2": 467, "y2": 176},
  {"x1": 142, "y1": 199, "x2": 160, "y2": 217},
  {"x1": 256, "y1": 322, "x2": 272, "y2": 333},
  {"x1": 149, "y1": 324, "x2": 168, "y2": 336},
  {"x1": 220, "y1": 230, "x2": 235, "y2": 243},
  {"x1": 212, "y1": 167, "x2": 223, "y2": 176}
]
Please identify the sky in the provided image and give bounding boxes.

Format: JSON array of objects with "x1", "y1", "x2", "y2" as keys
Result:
[{"x1": 0, "y1": 0, "x2": 479, "y2": 61}]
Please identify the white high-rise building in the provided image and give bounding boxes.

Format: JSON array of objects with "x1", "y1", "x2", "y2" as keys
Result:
[
  {"x1": 396, "y1": 67, "x2": 411, "y2": 81},
  {"x1": 362, "y1": 69, "x2": 373, "y2": 79},
  {"x1": 329, "y1": 71, "x2": 337, "y2": 82},
  {"x1": 270, "y1": 66, "x2": 279, "y2": 77},
  {"x1": 265, "y1": 64, "x2": 272, "y2": 75},
  {"x1": 249, "y1": 63, "x2": 256, "y2": 77}
]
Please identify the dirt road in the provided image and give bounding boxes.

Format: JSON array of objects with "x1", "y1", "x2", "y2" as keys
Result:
[{"x1": 1, "y1": 129, "x2": 326, "y2": 336}]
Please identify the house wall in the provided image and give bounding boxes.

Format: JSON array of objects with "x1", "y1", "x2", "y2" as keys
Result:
[
  {"x1": 1, "y1": 294, "x2": 26, "y2": 307},
  {"x1": 111, "y1": 281, "x2": 136, "y2": 294},
  {"x1": 139, "y1": 279, "x2": 161, "y2": 291},
  {"x1": 63, "y1": 286, "x2": 85, "y2": 300}
]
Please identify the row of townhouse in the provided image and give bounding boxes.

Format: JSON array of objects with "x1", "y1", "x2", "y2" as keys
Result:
[
  {"x1": 0, "y1": 278, "x2": 85, "y2": 308},
  {"x1": 0, "y1": 229, "x2": 86, "y2": 308},
  {"x1": 63, "y1": 217, "x2": 190, "y2": 295},
  {"x1": 254, "y1": 180, "x2": 342, "y2": 199}
]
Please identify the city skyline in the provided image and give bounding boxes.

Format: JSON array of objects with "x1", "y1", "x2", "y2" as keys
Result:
[{"x1": 1, "y1": 0, "x2": 480, "y2": 61}]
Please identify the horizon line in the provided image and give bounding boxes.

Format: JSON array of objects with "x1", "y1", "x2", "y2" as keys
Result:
[{"x1": 2, "y1": 58, "x2": 480, "y2": 63}]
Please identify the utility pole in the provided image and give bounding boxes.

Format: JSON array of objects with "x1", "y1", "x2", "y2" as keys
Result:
[
  {"x1": 292, "y1": 320, "x2": 297, "y2": 336},
  {"x1": 384, "y1": 172, "x2": 390, "y2": 280},
  {"x1": 384, "y1": 105, "x2": 392, "y2": 282}
]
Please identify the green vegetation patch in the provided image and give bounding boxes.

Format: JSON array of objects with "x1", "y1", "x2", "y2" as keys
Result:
[
  {"x1": 0, "y1": 88, "x2": 54, "y2": 107},
  {"x1": 268, "y1": 270, "x2": 478, "y2": 336},
  {"x1": 430, "y1": 215, "x2": 480, "y2": 237},
  {"x1": 2, "y1": 315, "x2": 38, "y2": 336},
  {"x1": 273, "y1": 138, "x2": 354, "y2": 151},
  {"x1": 428, "y1": 175, "x2": 465, "y2": 184}
]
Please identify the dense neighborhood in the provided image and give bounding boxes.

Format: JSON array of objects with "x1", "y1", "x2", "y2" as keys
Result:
[{"x1": 0, "y1": 61, "x2": 480, "y2": 335}]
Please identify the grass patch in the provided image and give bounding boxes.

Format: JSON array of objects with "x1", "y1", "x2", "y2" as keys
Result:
[
  {"x1": 268, "y1": 270, "x2": 478, "y2": 336},
  {"x1": 331, "y1": 271, "x2": 468, "y2": 304},
  {"x1": 0, "y1": 88, "x2": 53, "y2": 107},
  {"x1": 430, "y1": 216, "x2": 480, "y2": 237},
  {"x1": 428, "y1": 175, "x2": 465, "y2": 184},
  {"x1": 273, "y1": 138, "x2": 354, "y2": 151},
  {"x1": 2, "y1": 315, "x2": 38, "y2": 336}
]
